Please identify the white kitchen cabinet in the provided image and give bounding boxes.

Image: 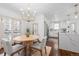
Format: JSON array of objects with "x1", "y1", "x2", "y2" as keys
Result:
[{"x1": 59, "y1": 33, "x2": 79, "y2": 53}]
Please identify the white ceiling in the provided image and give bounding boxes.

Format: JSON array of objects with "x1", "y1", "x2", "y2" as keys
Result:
[{"x1": 0, "y1": 3, "x2": 77, "y2": 21}]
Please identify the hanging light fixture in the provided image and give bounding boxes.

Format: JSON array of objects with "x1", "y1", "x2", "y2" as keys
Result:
[
  {"x1": 20, "y1": 4, "x2": 36, "y2": 22},
  {"x1": 74, "y1": 4, "x2": 79, "y2": 19},
  {"x1": 21, "y1": 8, "x2": 36, "y2": 22}
]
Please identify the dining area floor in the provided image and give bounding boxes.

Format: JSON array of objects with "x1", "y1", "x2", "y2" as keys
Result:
[{"x1": 0, "y1": 37, "x2": 58, "y2": 56}]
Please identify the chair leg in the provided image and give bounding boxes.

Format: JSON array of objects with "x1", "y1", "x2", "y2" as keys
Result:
[
  {"x1": 29, "y1": 47, "x2": 32, "y2": 56},
  {"x1": 40, "y1": 50, "x2": 43, "y2": 56},
  {"x1": 45, "y1": 47, "x2": 47, "y2": 55},
  {"x1": 24, "y1": 47, "x2": 26, "y2": 56},
  {"x1": 18, "y1": 52, "x2": 20, "y2": 55},
  {"x1": 4, "y1": 52, "x2": 6, "y2": 56}
]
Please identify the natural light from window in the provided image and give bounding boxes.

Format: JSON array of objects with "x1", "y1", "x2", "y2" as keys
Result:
[{"x1": 54, "y1": 23, "x2": 59, "y2": 30}]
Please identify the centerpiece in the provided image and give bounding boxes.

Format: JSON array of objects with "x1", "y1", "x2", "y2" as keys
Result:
[{"x1": 26, "y1": 28, "x2": 30, "y2": 37}]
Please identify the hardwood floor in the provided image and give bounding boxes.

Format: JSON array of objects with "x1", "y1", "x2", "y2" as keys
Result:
[
  {"x1": 47, "y1": 37, "x2": 59, "y2": 56},
  {"x1": 1, "y1": 37, "x2": 79, "y2": 56},
  {"x1": 59, "y1": 49, "x2": 79, "y2": 56},
  {"x1": 0, "y1": 37, "x2": 59, "y2": 56},
  {"x1": 0, "y1": 48, "x2": 3, "y2": 54}
]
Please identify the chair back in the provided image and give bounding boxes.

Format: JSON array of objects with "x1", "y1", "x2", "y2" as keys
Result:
[
  {"x1": 41, "y1": 36, "x2": 47, "y2": 48},
  {"x1": 1, "y1": 38, "x2": 13, "y2": 55}
]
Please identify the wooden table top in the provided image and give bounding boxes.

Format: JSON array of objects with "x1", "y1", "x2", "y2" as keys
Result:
[{"x1": 13, "y1": 35, "x2": 39, "y2": 42}]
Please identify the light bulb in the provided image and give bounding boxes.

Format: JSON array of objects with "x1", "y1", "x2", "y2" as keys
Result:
[
  {"x1": 75, "y1": 15, "x2": 78, "y2": 18},
  {"x1": 20, "y1": 8, "x2": 24, "y2": 11},
  {"x1": 27, "y1": 7, "x2": 30, "y2": 10},
  {"x1": 27, "y1": 14, "x2": 30, "y2": 16}
]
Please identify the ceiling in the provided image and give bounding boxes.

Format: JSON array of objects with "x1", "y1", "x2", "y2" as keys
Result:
[{"x1": 0, "y1": 3, "x2": 78, "y2": 21}]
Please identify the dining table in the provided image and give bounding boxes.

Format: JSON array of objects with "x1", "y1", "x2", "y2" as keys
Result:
[{"x1": 13, "y1": 35, "x2": 39, "y2": 56}]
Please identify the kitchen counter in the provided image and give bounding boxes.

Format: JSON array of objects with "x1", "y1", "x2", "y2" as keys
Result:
[{"x1": 59, "y1": 32, "x2": 79, "y2": 53}]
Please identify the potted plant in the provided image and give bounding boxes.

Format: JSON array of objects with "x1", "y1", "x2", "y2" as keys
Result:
[{"x1": 26, "y1": 28, "x2": 30, "y2": 37}]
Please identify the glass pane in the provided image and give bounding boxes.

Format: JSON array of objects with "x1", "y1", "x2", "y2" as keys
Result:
[
  {"x1": 32, "y1": 23, "x2": 38, "y2": 35},
  {"x1": 54, "y1": 23, "x2": 59, "y2": 30}
]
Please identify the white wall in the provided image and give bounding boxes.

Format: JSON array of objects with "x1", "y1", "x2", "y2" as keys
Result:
[
  {"x1": 0, "y1": 17, "x2": 4, "y2": 37},
  {"x1": 20, "y1": 20, "x2": 27, "y2": 35},
  {"x1": 36, "y1": 14, "x2": 45, "y2": 38},
  {"x1": 0, "y1": 7, "x2": 19, "y2": 17},
  {"x1": 75, "y1": 20, "x2": 79, "y2": 34}
]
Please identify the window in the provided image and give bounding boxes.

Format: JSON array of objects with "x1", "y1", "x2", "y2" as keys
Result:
[
  {"x1": 2, "y1": 17, "x2": 21, "y2": 38},
  {"x1": 32, "y1": 23, "x2": 38, "y2": 35},
  {"x1": 71, "y1": 24, "x2": 75, "y2": 31},
  {"x1": 13, "y1": 20, "x2": 21, "y2": 33},
  {"x1": 2, "y1": 18, "x2": 12, "y2": 31},
  {"x1": 12, "y1": 20, "x2": 21, "y2": 37},
  {"x1": 54, "y1": 23, "x2": 59, "y2": 30}
]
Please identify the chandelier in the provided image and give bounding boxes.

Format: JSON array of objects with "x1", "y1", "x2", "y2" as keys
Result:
[
  {"x1": 67, "y1": 4, "x2": 79, "y2": 19},
  {"x1": 20, "y1": 7, "x2": 36, "y2": 22}
]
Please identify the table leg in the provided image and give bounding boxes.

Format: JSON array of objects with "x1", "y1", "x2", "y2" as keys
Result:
[
  {"x1": 27, "y1": 42, "x2": 33, "y2": 56},
  {"x1": 23, "y1": 41, "x2": 33, "y2": 56},
  {"x1": 24, "y1": 47, "x2": 27, "y2": 56},
  {"x1": 29, "y1": 46, "x2": 32, "y2": 56},
  {"x1": 26, "y1": 44, "x2": 29, "y2": 56},
  {"x1": 22, "y1": 42, "x2": 27, "y2": 56}
]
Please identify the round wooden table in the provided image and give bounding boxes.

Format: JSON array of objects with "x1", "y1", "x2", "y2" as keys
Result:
[{"x1": 13, "y1": 35, "x2": 39, "y2": 56}]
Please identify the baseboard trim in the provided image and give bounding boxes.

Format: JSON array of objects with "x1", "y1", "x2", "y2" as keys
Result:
[
  {"x1": 0, "y1": 48, "x2": 3, "y2": 54},
  {"x1": 49, "y1": 37, "x2": 58, "y2": 39}
]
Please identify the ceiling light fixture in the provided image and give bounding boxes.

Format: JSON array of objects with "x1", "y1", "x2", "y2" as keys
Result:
[
  {"x1": 20, "y1": 4, "x2": 37, "y2": 22},
  {"x1": 74, "y1": 4, "x2": 79, "y2": 19}
]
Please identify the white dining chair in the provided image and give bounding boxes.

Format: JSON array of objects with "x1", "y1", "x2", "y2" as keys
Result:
[
  {"x1": 12, "y1": 33, "x2": 23, "y2": 45},
  {"x1": 1, "y1": 38, "x2": 25, "y2": 56},
  {"x1": 31, "y1": 36, "x2": 47, "y2": 56}
]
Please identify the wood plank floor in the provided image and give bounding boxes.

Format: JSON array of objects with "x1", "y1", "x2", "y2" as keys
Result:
[
  {"x1": 47, "y1": 37, "x2": 58, "y2": 56},
  {"x1": 0, "y1": 37, "x2": 59, "y2": 56}
]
